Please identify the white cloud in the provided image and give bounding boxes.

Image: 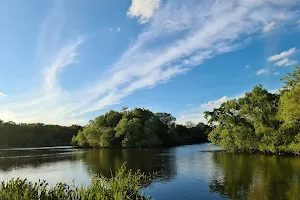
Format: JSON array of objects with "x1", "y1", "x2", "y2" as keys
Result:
[
  {"x1": 200, "y1": 96, "x2": 228, "y2": 110},
  {"x1": 127, "y1": 0, "x2": 161, "y2": 24},
  {"x1": 267, "y1": 47, "x2": 296, "y2": 61},
  {"x1": 273, "y1": 72, "x2": 280, "y2": 76},
  {"x1": 0, "y1": 0, "x2": 299, "y2": 125},
  {"x1": 44, "y1": 37, "x2": 85, "y2": 91},
  {"x1": 116, "y1": 27, "x2": 121, "y2": 32},
  {"x1": 274, "y1": 58, "x2": 289, "y2": 66},
  {"x1": 0, "y1": 92, "x2": 6, "y2": 98},
  {"x1": 246, "y1": 64, "x2": 250, "y2": 68},
  {"x1": 263, "y1": 21, "x2": 276, "y2": 32},
  {"x1": 0, "y1": 2, "x2": 87, "y2": 125},
  {"x1": 256, "y1": 68, "x2": 268, "y2": 75},
  {"x1": 284, "y1": 59, "x2": 297, "y2": 66},
  {"x1": 177, "y1": 94, "x2": 242, "y2": 125},
  {"x1": 177, "y1": 112, "x2": 207, "y2": 125},
  {"x1": 269, "y1": 88, "x2": 280, "y2": 94},
  {"x1": 274, "y1": 58, "x2": 297, "y2": 66},
  {"x1": 177, "y1": 87, "x2": 279, "y2": 125}
]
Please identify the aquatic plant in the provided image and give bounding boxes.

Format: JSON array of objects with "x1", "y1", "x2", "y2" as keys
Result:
[{"x1": 0, "y1": 164, "x2": 151, "y2": 200}]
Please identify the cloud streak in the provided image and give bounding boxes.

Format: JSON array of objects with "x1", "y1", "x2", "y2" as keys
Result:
[
  {"x1": 44, "y1": 37, "x2": 85, "y2": 91},
  {"x1": 263, "y1": 21, "x2": 276, "y2": 32},
  {"x1": 267, "y1": 47, "x2": 298, "y2": 67},
  {"x1": 0, "y1": 0, "x2": 299, "y2": 125},
  {"x1": 274, "y1": 58, "x2": 297, "y2": 66},
  {"x1": 256, "y1": 68, "x2": 268, "y2": 75},
  {"x1": 267, "y1": 47, "x2": 296, "y2": 61}
]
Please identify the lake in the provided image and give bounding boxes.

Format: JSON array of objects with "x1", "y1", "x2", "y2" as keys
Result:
[{"x1": 0, "y1": 143, "x2": 300, "y2": 200}]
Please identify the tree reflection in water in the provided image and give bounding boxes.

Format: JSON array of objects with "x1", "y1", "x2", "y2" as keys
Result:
[
  {"x1": 73, "y1": 148, "x2": 177, "y2": 183},
  {"x1": 0, "y1": 147, "x2": 177, "y2": 183},
  {"x1": 210, "y1": 152, "x2": 300, "y2": 200}
]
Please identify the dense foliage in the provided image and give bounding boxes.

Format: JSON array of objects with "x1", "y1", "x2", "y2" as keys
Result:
[
  {"x1": 205, "y1": 66, "x2": 300, "y2": 154},
  {"x1": 0, "y1": 164, "x2": 151, "y2": 200},
  {"x1": 72, "y1": 108, "x2": 211, "y2": 148},
  {"x1": 0, "y1": 121, "x2": 82, "y2": 148}
]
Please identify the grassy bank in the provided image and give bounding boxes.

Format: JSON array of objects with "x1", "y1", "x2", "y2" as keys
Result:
[{"x1": 0, "y1": 165, "x2": 151, "y2": 200}]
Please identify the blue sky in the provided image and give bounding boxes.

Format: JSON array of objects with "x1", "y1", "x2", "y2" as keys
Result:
[{"x1": 0, "y1": 0, "x2": 300, "y2": 125}]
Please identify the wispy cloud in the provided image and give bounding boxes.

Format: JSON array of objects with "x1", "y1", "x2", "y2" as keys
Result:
[
  {"x1": 273, "y1": 72, "x2": 280, "y2": 76},
  {"x1": 274, "y1": 58, "x2": 297, "y2": 66},
  {"x1": 44, "y1": 37, "x2": 85, "y2": 91},
  {"x1": 267, "y1": 47, "x2": 296, "y2": 61},
  {"x1": 0, "y1": 0, "x2": 299, "y2": 125},
  {"x1": 127, "y1": 0, "x2": 161, "y2": 24},
  {"x1": 246, "y1": 64, "x2": 250, "y2": 68},
  {"x1": 0, "y1": 92, "x2": 6, "y2": 98},
  {"x1": 0, "y1": 2, "x2": 87, "y2": 125},
  {"x1": 267, "y1": 47, "x2": 297, "y2": 67},
  {"x1": 274, "y1": 58, "x2": 289, "y2": 66},
  {"x1": 256, "y1": 68, "x2": 268, "y2": 75},
  {"x1": 116, "y1": 27, "x2": 121, "y2": 32},
  {"x1": 263, "y1": 21, "x2": 276, "y2": 32}
]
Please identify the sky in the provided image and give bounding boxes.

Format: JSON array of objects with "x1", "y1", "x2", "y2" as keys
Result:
[{"x1": 0, "y1": 0, "x2": 300, "y2": 126}]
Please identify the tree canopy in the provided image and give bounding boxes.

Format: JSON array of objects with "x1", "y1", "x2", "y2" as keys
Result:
[
  {"x1": 205, "y1": 66, "x2": 300, "y2": 154},
  {"x1": 72, "y1": 108, "x2": 211, "y2": 148}
]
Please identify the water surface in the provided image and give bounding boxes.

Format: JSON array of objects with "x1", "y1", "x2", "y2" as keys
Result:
[{"x1": 0, "y1": 143, "x2": 300, "y2": 200}]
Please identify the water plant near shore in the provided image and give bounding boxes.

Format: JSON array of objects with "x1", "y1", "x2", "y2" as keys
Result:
[{"x1": 0, "y1": 164, "x2": 151, "y2": 200}]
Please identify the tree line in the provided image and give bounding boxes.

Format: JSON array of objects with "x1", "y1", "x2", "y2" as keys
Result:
[
  {"x1": 72, "y1": 108, "x2": 211, "y2": 148},
  {"x1": 205, "y1": 66, "x2": 300, "y2": 154},
  {"x1": 0, "y1": 109, "x2": 211, "y2": 148},
  {"x1": 0, "y1": 121, "x2": 82, "y2": 148}
]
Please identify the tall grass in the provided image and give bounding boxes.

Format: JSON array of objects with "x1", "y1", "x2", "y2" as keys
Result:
[{"x1": 0, "y1": 164, "x2": 152, "y2": 200}]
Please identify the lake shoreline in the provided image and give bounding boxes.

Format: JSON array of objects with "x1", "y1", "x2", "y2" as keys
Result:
[{"x1": 1, "y1": 143, "x2": 300, "y2": 199}]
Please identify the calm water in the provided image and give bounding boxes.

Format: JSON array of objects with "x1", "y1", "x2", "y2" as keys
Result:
[{"x1": 1, "y1": 143, "x2": 300, "y2": 200}]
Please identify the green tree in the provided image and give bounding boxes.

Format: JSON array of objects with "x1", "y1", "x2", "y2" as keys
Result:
[
  {"x1": 205, "y1": 66, "x2": 300, "y2": 154},
  {"x1": 155, "y1": 112, "x2": 176, "y2": 127}
]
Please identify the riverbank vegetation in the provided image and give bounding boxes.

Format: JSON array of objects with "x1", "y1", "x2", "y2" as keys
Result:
[
  {"x1": 72, "y1": 108, "x2": 211, "y2": 148},
  {"x1": 0, "y1": 164, "x2": 151, "y2": 200},
  {"x1": 0, "y1": 109, "x2": 210, "y2": 149},
  {"x1": 205, "y1": 66, "x2": 300, "y2": 155},
  {"x1": 0, "y1": 121, "x2": 82, "y2": 148}
]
